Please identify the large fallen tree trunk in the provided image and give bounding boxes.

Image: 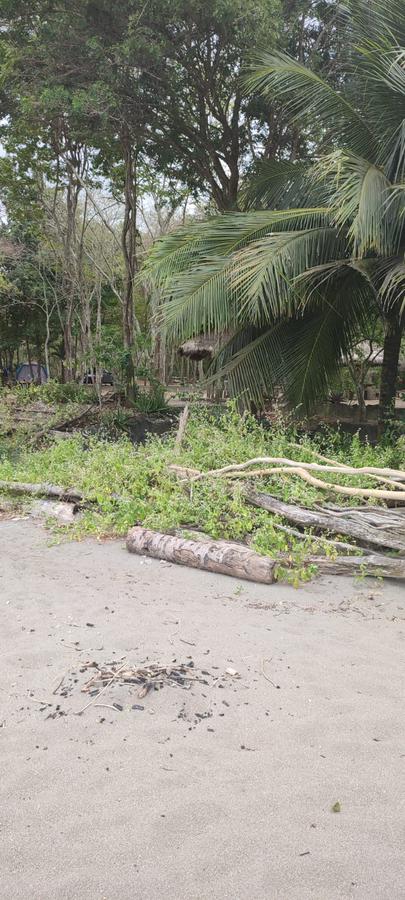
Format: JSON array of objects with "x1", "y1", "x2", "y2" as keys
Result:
[
  {"x1": 126, "y1": 526, "x2": 276, "y2": 584},
  {"x1": 319, "y1": 504, "x2": 405, "y2": 532},
  {"x1": 308, "y1": 554, "x2": 405, "y2": 578},
  {"x1": 246, "y1": 489, "x2": 405, "y2": 554},
  {"x1": 126, "y1": 526, "x2": 404, "y2": 582},
  {"x1": 0, "y1": 480, "x2": 84, "y2": 503}
]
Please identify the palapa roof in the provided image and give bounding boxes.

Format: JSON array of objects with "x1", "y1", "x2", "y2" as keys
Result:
[{"x1": 178, "y1": 332, "x2": 231, "y2": 361}]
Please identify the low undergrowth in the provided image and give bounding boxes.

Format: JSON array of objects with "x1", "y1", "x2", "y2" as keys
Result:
[
  {"x1": 0, "y1": 390, "x2": 87, "y2": 454},
  {"x1": 0, "y1": 382, "x2": 170, "y2": 453},
  {"x1": 1, "y1": 405, "x2": 404, "y2": 583}
]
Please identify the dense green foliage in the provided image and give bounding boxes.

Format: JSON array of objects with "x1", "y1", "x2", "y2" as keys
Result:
[
  {"x1": 0, "y1": 0, "x2": 341, "y2": 397},
  {"x1": 146, "y1": 0, "x2": 405, "y2": 424},
  {"x1": 1, "y1": 406, "x2": 404, "y2": 582}
]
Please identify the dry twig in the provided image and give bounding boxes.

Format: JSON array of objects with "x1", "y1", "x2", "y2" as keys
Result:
[{"x1": 76, "y1": 663, "x2": 127, "y2": 715}]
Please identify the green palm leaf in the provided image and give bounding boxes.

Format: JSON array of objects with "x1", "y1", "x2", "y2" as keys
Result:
[
  {"x1": 230, "y1": 226, "x2": 342, "y2": 323},
  {"x1": 243, "y1": 50, "x2": 376, "y2": 158}
]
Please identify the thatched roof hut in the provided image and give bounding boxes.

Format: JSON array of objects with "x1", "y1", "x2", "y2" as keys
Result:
[{"x1": 178, "y1": 333, "x2": 231, "y2": 361}]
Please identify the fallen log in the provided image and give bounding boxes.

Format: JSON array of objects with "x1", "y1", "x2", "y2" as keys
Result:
[
  {"x1": 317, "y1": 504, "x2": 405, "y2": 532},
  {"x1": 246, "y1": 490, "x2": 405, "y2": 554},
  {"x1": 126, "y1": 526, "x2": 275, "y2": 584},
  {"x1": 308, "y1": 554, "x2": 405, "y2": 579},
  {"x1": 0, "y1": 480, "x2": 84, "y2": 503},
  {"x1": 126, "y1": 526, "x2": 404, "y2": 582}
]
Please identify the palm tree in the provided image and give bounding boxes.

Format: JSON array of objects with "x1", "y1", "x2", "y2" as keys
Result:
[{"x1": 144, "y1": 0, "x2": 405, "y2": 425}]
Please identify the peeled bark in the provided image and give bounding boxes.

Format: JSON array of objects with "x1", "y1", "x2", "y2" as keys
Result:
[{"x1": 127, "y1": 526, "x2": 275, "y2": 583}]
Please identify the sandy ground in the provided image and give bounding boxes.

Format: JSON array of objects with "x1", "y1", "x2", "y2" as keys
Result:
[{"x1": 1, "y1": 520, "x2": 405, "y2": 900}]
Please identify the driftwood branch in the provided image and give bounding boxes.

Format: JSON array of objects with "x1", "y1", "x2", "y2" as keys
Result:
[
  {"x1": 127, "y1": 526, "x2": 275, "y2": 584},
  {"x1": 171, "y1": 456, "x2": 405, "y2": 501},
  {"x1": 224, "y1": 466, "x2": 405, "y2": 501},
  {"x1": 186, "y1": 456, "x2": 405, "y2": 485}
]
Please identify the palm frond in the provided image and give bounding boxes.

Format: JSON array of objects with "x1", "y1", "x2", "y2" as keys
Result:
[
  {"x1": 316, "y1": 151, "x2": 400, "y2": 255},
  {"x1": 160, "y1": 255, "x2": 235, "y2": 340},
  {"x1": 243, "y1": 51, "x2": 376, "y2": 158},
  {"x1": 241, "y1": 159, "x2": 310, "y2": 211},
  {"x1": 208, "y1": 325, "x2": 287, "y2": 409},
  {"x1": 347, "y1": 0, "x2": 405, "y2": 48},
  {"x1": 206, "y1": 266, "x2": 374, "y2": 413},
  {"x1": 153, "y1": 209, "x2": 329, "y2": 342},
  {"x1": 229, "y1": 226, "x2": 342, "y2": 324},
  {"x1": 380, "y1": 261, "x2": 405, "y2": 314},
  {"x1": 281, "y1": 284, "x2": 374, "y2": 411},
  {"x1": 354, "y1": 45, "x2": 405, "y2": 176},
  {"x1": 144, "y1": 207, "x2": 327, "y2": 292}
]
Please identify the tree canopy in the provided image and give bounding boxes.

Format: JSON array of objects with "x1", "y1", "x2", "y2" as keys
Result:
[
  {"x1": 2, "y1": 0, "x2": 395, "y2": 424},
  {"x1": 145, "y1": 0, "x2": 405, "y2": 424}
]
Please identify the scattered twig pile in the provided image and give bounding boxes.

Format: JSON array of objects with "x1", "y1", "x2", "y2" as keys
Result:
[{"x1": 81, "y1": 659, "x2": 204, "y2": 701}]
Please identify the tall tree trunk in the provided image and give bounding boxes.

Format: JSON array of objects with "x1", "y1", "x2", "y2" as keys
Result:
[
  {"x1": 63, "y1": 316, "x2": 74, "y2": 383},
  {"x1": 379, "y1": 316, "x2": 403, "y2": 428},
  {"x1": 95, "y1": 284, "x2": 102, "y2": 405},
  {"x1": 44, "y1": 311, "x2": 51, "y2": 381},
  {"x1": 81, "y1": 292, "x2": 93, "y2": 372},
  {"x1": 62, "y1": 175, "x2": 79, "y2": 381},
  {"x1": 26, "y1": 340, "x2": 34, "y2": 383},
  {"x1": 121, "y1": 127, "x2": 138, "y2": 395},
  {"x1": 35, "y1": 332, "x2": 43, "y2": 383}
]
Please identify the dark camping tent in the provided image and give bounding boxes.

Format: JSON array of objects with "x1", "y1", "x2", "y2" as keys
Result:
[{"x1": 15, "y1": 363, "x2": 48, "y2": 384}]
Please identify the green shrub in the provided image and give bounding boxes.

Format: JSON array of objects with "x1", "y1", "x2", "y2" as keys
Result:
[
  {"x1": 1, "y1": 381, "x2": 97, "y2": 405},
  {"x1": 133, "y1": 382, "x2": 168, "y2": 414},
  {"x1": 38, "y1": 381, "x2": 97, "y2": 404}
]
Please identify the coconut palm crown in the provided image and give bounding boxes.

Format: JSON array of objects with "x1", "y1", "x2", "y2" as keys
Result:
[{"x1": 144, "y1": 0, "x2": 405, "y2": 422}]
